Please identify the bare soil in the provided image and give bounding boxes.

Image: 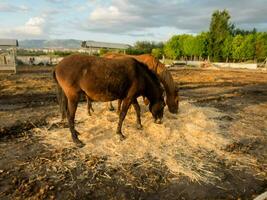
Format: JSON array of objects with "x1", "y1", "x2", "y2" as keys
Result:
[{"x1": 0, "y1": 65, "x2": 266, "y2": 200}]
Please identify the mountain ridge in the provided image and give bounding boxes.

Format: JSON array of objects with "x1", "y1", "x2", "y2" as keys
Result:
[{"x1": 19, "y1": 39, "x2": 82, "y2": 48}]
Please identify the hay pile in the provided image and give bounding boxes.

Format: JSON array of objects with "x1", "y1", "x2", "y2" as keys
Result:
[{"x1": 33, "y1": 99, "x2": 264, "y2": 184}]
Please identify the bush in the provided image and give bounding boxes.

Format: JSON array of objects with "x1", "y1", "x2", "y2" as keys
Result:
[
  {"x1": 151, "y1": 48, "x2": 163, "y2": 59},
  {"x1": 99, "y1": 48, "x2": 109, "y2": 56}
]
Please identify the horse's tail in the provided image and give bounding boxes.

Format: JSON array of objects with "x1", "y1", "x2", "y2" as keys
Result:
[{"x1": 53, "y1": 70, "x2": 67, "y2": 120}]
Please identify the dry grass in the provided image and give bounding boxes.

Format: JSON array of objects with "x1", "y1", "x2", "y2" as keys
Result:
[
  {"x1": 0, "y1": 66, "x2": 55, "y2": 96},
  {"x1": 33, "y1": 99, "x2": 266, "y2": 185}
]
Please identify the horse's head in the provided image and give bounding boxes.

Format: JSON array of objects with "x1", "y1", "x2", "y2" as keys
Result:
[
  {"x1": 149, "y1": 97, "x2": 166, "y2": 124},
  {"x1": 166, "y1": 86, "x2": 179, "y2": 114}
]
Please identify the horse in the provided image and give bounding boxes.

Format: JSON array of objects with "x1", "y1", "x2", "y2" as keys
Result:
[
  {"x1": 53, "y1": 54, "x2": 165, "y2": 147},
  {"x1": 102, "y1": 53, "x2": 179, "y2": 114}
]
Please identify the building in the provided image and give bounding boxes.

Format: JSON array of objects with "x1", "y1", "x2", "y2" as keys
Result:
[
  {"x1": 0, "y1": 39, "x2": 18, "y2": 73},
  {"x1": 81, "y1": 40, "x2": 131, "y2": 54}
]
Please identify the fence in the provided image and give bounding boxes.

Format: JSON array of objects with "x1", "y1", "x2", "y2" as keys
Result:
[
  {"x1": 0, "y1": 49, "x2": 16, "y2": 73},
  {"x1": 16, "y1": 56, "x2": 63, "y2": 66},
  {"x1": 185, "y1": 61, "x2": 258, "y2": 69}
]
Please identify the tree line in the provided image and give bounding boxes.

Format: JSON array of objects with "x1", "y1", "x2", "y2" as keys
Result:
[{"x1": 129, "y1": 10, "x2": 267, "y2": 62}]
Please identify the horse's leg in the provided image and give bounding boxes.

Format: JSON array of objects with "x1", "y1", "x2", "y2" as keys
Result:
[
  {"x1": 86, "y1": 95, "x2": 94, "y2": 116},
  {"x1": 67, "y1": 92, "x2": 84, "y2": 147},
  {"x1": 132, "y1": 99, "x2": 142, "y2": 129},
  {"x1": 116, "y1": 97, "x2": 132, "y2": 140},
  {"x1": 108, "y1": 101, "x2": 115, "y2": 111},
  {"x1": 117, "y1": 99, "x2": 122, "y2": 114}
]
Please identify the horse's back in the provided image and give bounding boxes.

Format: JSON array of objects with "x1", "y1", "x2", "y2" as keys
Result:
[{"x1": 54, "y1": 55, "x2": 142, "y2": 100}]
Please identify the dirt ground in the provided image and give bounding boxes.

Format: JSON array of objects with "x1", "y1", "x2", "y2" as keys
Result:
[{"x1": 0, "y1": 65, "x2": 266, "y2": 200}]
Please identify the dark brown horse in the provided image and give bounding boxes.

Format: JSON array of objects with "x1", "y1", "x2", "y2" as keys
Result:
[
  {"x1": 53, "y1": 54, "x2": 165, "y2": 146},
  {"x1": 103, "y1": 53, "x2": 179, "y2": 113}
]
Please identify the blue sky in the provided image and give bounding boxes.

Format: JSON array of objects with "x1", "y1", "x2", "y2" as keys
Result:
[{"x1": 0, "y1": 0, "x2": 266, "y2": 44}]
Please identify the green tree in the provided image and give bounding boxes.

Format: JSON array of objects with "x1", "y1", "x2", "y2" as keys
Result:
[
  {"x1": 255, "y1": 32, "x2": 267, "y2": 61},
  {"x1": 99, "y1": 48, "x2": 109, "y2": 56},
  {"x1": 125, "y1": 48, "x2": 145, "y2": 55},
  {"x1": 151, "y1": 48, "x2": 163, "y2": 59},
  {"x1": 222, "y1": 35, "x2": 233, "y2": 62},
  {"x1": 240, "y1": 34, "x2": 256, "y2": 61},
  {"x1": 208, "y1": 9, "x2": 232, "y2": 61},
  {"x1": 183, "y1": 35, "x2": 195, "y2": 59},
  {"x1": 134, "y1": 41, "x2": 163, "y2": 54},
  {"x1": 164, "y1": 35, "x2": 182, "y2": 59},
  {"x1": 195, "y1": 32, "x2": 209, "y2": 59},
  {"x1": 232, "y1": 35, "x2": 244, "y2": 61}
]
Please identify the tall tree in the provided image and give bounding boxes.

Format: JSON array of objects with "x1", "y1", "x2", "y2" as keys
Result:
[
  {"x1": 151, "y1": 48, "x2": 163, "y2": 59},
  {"x1": 255, "y1": 32, "x2": 267, "y2": 61},
  {"x1": 194, "y1": 32, "x2": 209, "y2": 60},
  {"x1": 164, "y1": 35, "x2": 182, "y2": 59},
  {"x1": 134, "y1": 41, "x2": 163, "y2": 54},
  {"x1": 240, "y1": 34, "x2": 256, "y2": 61},
  {"x1": 183, "y1": 35, "x2": 195, "y2": 59},
  {"x1": 208, "y1": 10, "x2": 232, "y2": 61},
  {"x1": 232, "y1": 35, "x2": 244, "y2": 61},
  {"x1": 222, "y1": 35, "x2": 233, "y2": 62}
]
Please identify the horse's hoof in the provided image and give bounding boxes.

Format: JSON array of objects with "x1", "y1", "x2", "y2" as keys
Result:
[
  {"x1": 73, "y1": 139, "x2": 85, "y2": 148},
  {"x1": 109, "y1": 107, "x2": 115, "y2": 111},
  {"x1": 76, "y1": 142, "x2": 85, "y2": 148},
  {"x1": 117, "y1": 133, "x2": 126, "y2": 141},
  {"x1": 136, "y1": 124, "x2": 143, "y2": 130},
  {"x1": 120, "y1": 136, "x2": 126, "y2": 141}
]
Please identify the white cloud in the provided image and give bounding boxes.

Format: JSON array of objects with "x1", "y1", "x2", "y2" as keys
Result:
[
  {"x1": 90, "y1": 6, "x2": 120, "y2": 20},
  {"x1": 0, "y1": 17, "x2": 49, "y2": 39},
  {"x1": 81, "y1": 0, "x2": 267, "y2": 34},
  {"x1": 0, "y1": 3, "x2": 29, "y2": 12},
  {"x1": 16, "y1": 17, "x2": 46, "y2": 36}
]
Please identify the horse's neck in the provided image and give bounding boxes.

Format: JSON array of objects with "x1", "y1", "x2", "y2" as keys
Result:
[
  {"x1": 143, "y1": 73, "x2": 160, "y2": 103},
  {"x1": 156, "y1": 62, "x2": 166, "y2": 74},
  {"x1": 159, "y1": 69, "x2": 176, "y2": 96}
]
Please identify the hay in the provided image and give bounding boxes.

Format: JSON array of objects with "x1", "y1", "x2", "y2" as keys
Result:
[{"x1": 33, "y1": 99, "x2": 264, "y2": 184}]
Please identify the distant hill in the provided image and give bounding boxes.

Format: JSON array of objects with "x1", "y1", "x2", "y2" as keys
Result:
[{"x1": 19, "y1": 39, "x2": 82, "y2": 49}]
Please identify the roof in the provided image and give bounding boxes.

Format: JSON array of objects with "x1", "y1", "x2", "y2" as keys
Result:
[
  {"x1": 0, "y1": 39, "x2": 18, "y2": 47},
  {"x1": 82, "y1": 40, "x2": 131, "y2": 49}
]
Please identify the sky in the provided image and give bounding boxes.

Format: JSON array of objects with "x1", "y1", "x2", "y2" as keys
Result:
[{"x1": 0, "y1": 0, "x2": 266, "y2": 44}]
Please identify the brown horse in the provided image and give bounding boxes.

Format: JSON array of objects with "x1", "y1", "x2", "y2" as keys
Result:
[
  {"x1": 53, "y1": 54, "x2": 165, "y2": 146},
  {"x1": 103, "y1": 53, "x2": 179, "y2": 113}
]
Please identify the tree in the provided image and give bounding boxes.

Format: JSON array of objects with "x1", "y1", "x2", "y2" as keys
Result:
[
  {"x1": 192, "y1": 32, "x2": 209, "y2": 60},
  {"x1": 163, "y1": 33, "x2": 208, "y2": 60},
  {"x1": 125, "y1": 48, "x2": 145, "y2": 55},
  {"x1": 164, "y1": 35, "x2": 182, "y2": 59},
  {"x1": 183, "y1": 35, "x2": 195, "y2": 59},
  {"x1": 231, "y1": 27, "x2": 257, "y2": 36},
  {"x1": 255, "y1": 32, "x2": 267, "y2": 61},
  {"x1": 134, "y1": 41, "x2": 163, "y2": 54},
  {"x1": 151, "y1": 48, "x2": 163, "y2": 59},
  {"x1": 208, "y1": 9, "x2": 232, "y2": 61},
  {"x1": 99, "y1": 48, "x2": 109, "y2": 56},
  {"x1": 240, "y1": 34, "x2": 256, "y2": 61},
  {"x1": 222, "y1": 35, "x2": 233, "y2": 62},
  {"x1": 232, "y1": 35, "x2": 244, "y2": 61}
]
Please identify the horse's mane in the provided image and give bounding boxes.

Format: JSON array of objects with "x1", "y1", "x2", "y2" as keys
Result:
[
  {"x1": 134, "y1": 54, "x2": 177, "y2": 95},
  {"x1": 133, "y1": 58, "x2": 162, "y2": 89},
  {"x1": 134, "y1": 54, "x2": 164, "y2": 73},
  {"x1": 160, "y1": 69, "x2": 177, "y2": 94}
]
